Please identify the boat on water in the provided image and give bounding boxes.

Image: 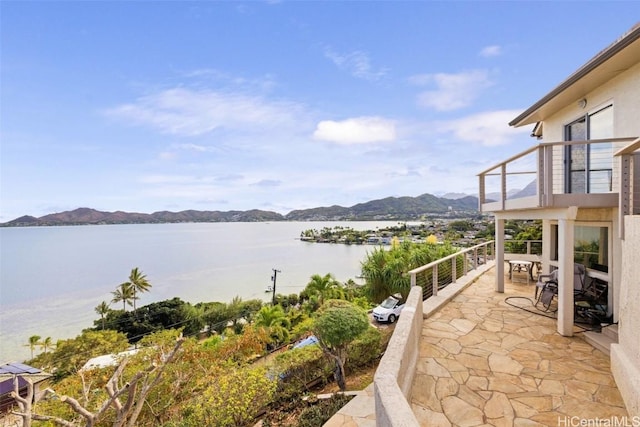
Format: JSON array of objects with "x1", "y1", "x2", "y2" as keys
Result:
[{"x1": 265, "y1": 285, "x2": 273, "y2": 293}]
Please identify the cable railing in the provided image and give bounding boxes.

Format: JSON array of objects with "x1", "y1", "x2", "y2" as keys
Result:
[
  {"x1": 408, "y1": 241, "x2": 494, "y2": 301},
  {"x1": 504, "y1": 240, "x2": 542, "y2": 256},
  {"x1": 615, "y1": 137, "x2": 640, "y2": 218},
  {"x1": 478, "y1": 137, "x2": 638, "y2": 213}
]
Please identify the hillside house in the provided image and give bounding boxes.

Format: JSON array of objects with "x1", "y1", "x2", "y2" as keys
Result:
[
  {"x1": 0, "y1": 363, "x2": 52, "y2": 416},
  {"x1": 478, "y1": 22, "x2": 640, "y2": 416}
]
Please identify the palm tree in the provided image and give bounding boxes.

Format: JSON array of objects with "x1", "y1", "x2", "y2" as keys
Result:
[
  {"x1": 40, "y1": 336, "x2": 53, "y2": 354},
  {"x1": 304, "y1": 273, "x2": 344, "y2": 305},
  {"x1": 361, "y1": 246, "x2": 410, "y2": 302},
  {"x1": 112, "y1": 282, "x2": 136, "y2": 311},
  {"x1": 26, "y1": 335, "x2": 41, "y2": 359},
  {"x1": 128, "y1": 267, "x2": 151, "y2": 312},
  {"x1": 95, "y1": 301, "x2": 111, "y2": 329},
  {"x1": 254, "y1": 305, "x2": 291, "y2": 346}
]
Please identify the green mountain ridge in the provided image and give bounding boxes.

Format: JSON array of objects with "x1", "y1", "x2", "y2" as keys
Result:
[{"x1": 1, "y1": 194, "x2": 479, "y2": 227}]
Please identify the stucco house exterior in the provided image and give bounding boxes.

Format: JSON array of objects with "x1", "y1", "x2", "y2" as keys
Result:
[{"x1": 478, "y1": 22, "x2": 640, "y2": 416}]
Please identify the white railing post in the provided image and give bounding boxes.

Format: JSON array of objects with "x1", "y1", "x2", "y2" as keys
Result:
[
  {"x1": 451, "y1": 257, "x2": 457, "y2": 284},
  {"x1": 501, "y1": 163, "x2": 507, "y2": 211},
  {"x1": 545, "y1": 144, "x2": 554, "y2": 206},
  {"x1": 495, "y1": 220, "x2": 505, "y2": 293},
  {"x1": 620, "y1": 153, "x2": 632, "y2": 238},
  {"x1": 537, "y1": 146, "x2": 545, "y2": 207},
  {"x1": 478, "y1": 175, "x2": 485, "y2": 210},
  {"x1": 463, "y1": 253, "x2": 468, "y2": 276},
  {"x1": 406, "y1": 241, "x2": 494, "y2": 301},
  {"x1": 432, "y1": 265, "x2": 438, "y2": 297}
]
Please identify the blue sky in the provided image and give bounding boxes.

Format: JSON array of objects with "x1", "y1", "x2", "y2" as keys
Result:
[{"x1": 1, "y1": 2, "x2": 638, "y2": 221}]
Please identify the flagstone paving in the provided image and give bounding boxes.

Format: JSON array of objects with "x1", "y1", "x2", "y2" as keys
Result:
[
  {"x1": 324, "y1": 267, "x2": 628, "y2": 426},
  {"x1": 411, "y1": 272, "x2": 628, "y2": 426}
]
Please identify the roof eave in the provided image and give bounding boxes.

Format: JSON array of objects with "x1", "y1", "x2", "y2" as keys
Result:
[{"x1": 510, "y1": 22, "x2": 640, "y2": 128}]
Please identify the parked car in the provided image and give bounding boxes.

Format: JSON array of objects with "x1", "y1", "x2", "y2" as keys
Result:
[{"x1": 372, "y1": 294, "x2": 405, "y2": 323}]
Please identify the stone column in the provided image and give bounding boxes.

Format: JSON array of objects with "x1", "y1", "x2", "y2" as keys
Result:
[
  {"x1": 557, "y1": 217, "x2": 575, "y2": 336},
  {"x1": 541, "y1": 219, "x2": 553, "y2": 275},
  {"x1": 495, "y1": 217, "x2": 505, "y2": 293}
]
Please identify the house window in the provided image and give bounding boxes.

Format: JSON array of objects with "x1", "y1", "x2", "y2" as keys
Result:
[
  {"x1": 549, "y1": 223, "x2": 609, "y2": 272},
  {"x1": 574, "y1": 226, "x2": 609, "y2": 271},
  {"x1": 564, "y1": 105, "x2": 614, "y2": 193}
]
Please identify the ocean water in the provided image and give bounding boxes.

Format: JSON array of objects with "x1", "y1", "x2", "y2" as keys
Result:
[{"x1": 0, "y1": 221, "x2": 393, "y2": 362}]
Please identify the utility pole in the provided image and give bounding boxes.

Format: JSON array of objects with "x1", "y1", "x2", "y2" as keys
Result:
[{"x1": 271, "y1": 268, "x2": 281, "y2": 305}]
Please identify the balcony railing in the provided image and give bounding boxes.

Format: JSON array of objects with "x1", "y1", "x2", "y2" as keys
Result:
[
  {"x1": 504, "y1": 239, "x2": 542, "y2": 255},
  {"x1": 478, "y1": 137, "x2": 638, "y2": 213},
  {"x1": 615, "y1": 137, "x2": 640, "y2": 218},
  {"x1": 408, "y1": 241, "x2": 494, "y2": 300}
]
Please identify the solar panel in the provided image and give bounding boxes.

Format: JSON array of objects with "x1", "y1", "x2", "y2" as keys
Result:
[{"x1": 0, "y1": 363, "x2": 41, "y2": 375}]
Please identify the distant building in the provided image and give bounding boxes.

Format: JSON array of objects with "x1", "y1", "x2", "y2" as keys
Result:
[{"x1": 0, "y1": 362, "x2": 52, "y2": 414}]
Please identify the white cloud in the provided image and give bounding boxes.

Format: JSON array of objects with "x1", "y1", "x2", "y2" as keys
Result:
[
  {"x1": 174, "y1": 143, "x2": 213, "y2": 152},
  {"x1": 105, "y1": 88, "x2": 302, "y2": 136},
  {"x1": 215, "y1": 174, "x2": 244, "y2": 182},
  {"x1": 182, "y1": 69, "x2": 278, "y2": 92},
  {"x1": 141, "y1": 173, "x2": 246, "y2": 185},
  {"x1": 252, "y1": 179, "x2": 282, "y2": 188},
  {"x1": 157, "y1": 143, "x2": 221, "y2": 161},
  {"x1": 437, "y1": 110, "x2": 529, "y2": 146},
  {"x1": 158, "y1": 151, "x2": 176, "y2": 161},
  {"x1": 140, "y1": 174, "x2": 206, "y2": 184},
  {"x1": 410, "y1": 70, "x2": 493, "y2": 111},
  {"x1": 324, "y1": 48, "x2": 386, "y2": 81},
  {"x1": 479, "y1": 45, "x2": 502, "y2": 57},
  {"x1": 313, "y1": 116, "x2": 397, "y2": 144}
]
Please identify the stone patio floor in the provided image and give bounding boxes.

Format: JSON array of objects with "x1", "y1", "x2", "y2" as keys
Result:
[{"x1": 325, "y1": 267, "x2": 628, "y2": 426}]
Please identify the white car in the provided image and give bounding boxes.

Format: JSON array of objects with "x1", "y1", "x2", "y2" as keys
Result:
[{"x1": 372, "y1": 294, "x2": 405, "y2": 323}]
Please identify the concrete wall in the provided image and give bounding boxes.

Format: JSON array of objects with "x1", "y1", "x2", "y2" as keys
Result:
[
  {"x1": 543, "y1": 61, "x2": 640, "y2": 142},
  {"x1": 374, "y1": 285, "x2": 422, "y2": 427},
  {"x1": 540, "y1": 59, "x2": 639, "y2": 350},
  {"x1": 611, "y1": 215, "x2": 640, "y2": 417},
  {"x1": 544, "y1": 61, "x2": 640, "y2": 196}
]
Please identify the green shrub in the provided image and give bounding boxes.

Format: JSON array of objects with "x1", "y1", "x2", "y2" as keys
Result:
[
  {"x1": 347, "y1": 326, "x2": 382, "y2": 369},
  {"x1": 181, "y1": 364, "x2": 276, "y2": 426},
  {"x1": 297, "y1": 394, "x2": 354, "y2": 427},
  {"x1": 273, "y1": 345, "x2": 332, "y2": 401},
  {"x1": 290, "y1": 318, "x2": 314, "y2": 342}
]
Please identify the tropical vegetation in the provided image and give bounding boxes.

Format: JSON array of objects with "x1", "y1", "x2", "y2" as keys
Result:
[
  {"x1": 360, "y1": 239, "x2": 459, "y2": 302},
  {"x1": 19, "y1": 219, "x2": 524, "y2": 426}
]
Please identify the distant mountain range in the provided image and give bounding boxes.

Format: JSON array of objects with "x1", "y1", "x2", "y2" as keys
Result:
[
  {"x1": 1, "y1": 193, "x2": 483, "y2": 227},
  {"x1": 285, "y1": 194, "x2": 479, "y2": 221}
]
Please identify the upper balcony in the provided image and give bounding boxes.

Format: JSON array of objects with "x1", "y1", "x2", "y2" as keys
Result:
[{"x1": 478, "y1": 137, "x2": 640, "y2": 215}]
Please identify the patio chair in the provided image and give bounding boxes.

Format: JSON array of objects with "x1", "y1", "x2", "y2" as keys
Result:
[
  {"x1": 573, "y1": 263, "x2": 586, "y2": 293},
  {"x1": 534, "y1": 263, "x2": 608, "y2": 322},
  {"x1": 535, "y1": 263, "x2": 586, "y2": 298},
  {"x1": 535, "y1": 269, "x2": 558, "y2": 311},
  {"x1": 574, "y1": 271, "x2": 608, "y2": 324}
]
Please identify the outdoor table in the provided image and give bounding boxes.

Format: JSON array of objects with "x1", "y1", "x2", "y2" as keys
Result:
[{"x1": 508, "y1": 260, "x2": 533, "y2": 285}]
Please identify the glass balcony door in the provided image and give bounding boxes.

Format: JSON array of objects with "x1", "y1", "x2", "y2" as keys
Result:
[{"x1": 564, "y1": 105, "x2": 613, "y2": 194}]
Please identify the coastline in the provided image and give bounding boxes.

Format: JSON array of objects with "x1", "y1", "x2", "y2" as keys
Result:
[{"x1": 0, "y1": 221, "x2": 383, "y2": 363}]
